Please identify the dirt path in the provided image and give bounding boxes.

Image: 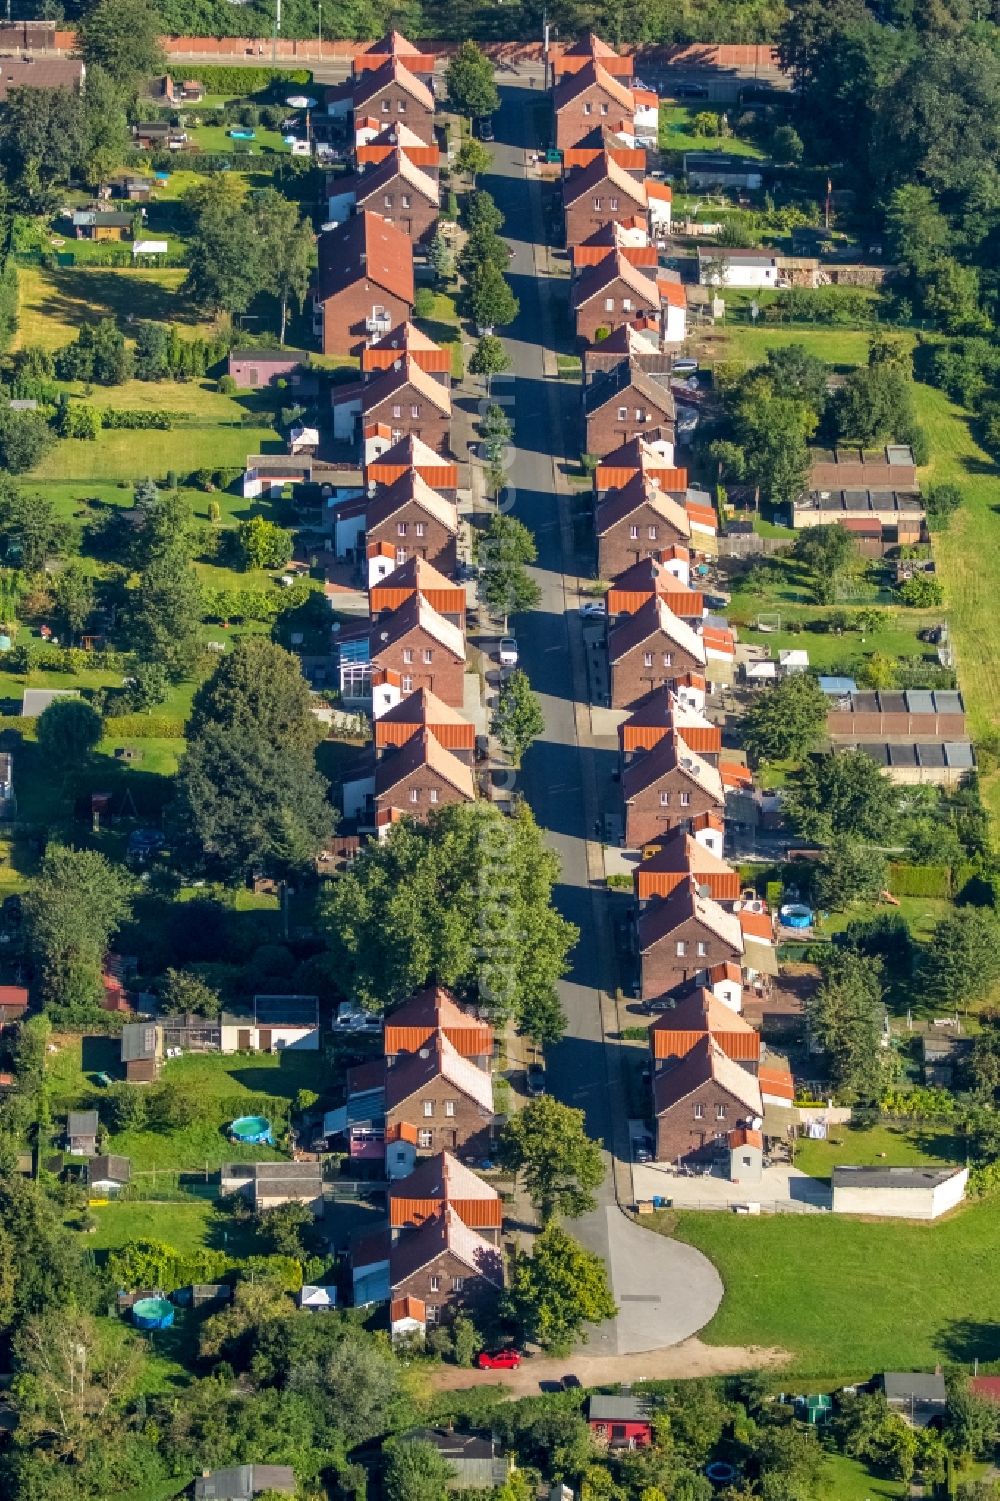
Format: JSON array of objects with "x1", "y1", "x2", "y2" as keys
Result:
[{"x1": 429, "y1": 1340, "x2": 789, "y2": 1393}]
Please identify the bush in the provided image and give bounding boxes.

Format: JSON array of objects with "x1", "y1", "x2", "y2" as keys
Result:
[
  {"x1": 897, "y1": 573, "x2": 944, "y2": 607},
  {"x1": 413, "y1": 287, "x2": 436, "y2": 320},
  {"x1": 101, "y1": 409, "x2": 173, "y2": 430},
  {"x1": 99, "y1": 713, "x2": 185, "y2": 738},
  {"x1": 217, "y1": 374, "x2": 236, "y2": 394}
]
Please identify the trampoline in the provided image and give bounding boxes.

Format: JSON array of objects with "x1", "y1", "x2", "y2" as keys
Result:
[
  {"x1": 229, "y1": 1115, "x2": 273, "y2": 1145},
  {"x1": 705, "y1": 1462, "x2": 736, "y2": 1486},
  {"x1": 132, "y1": 1297, "x2": 174, "y2": 1331}
]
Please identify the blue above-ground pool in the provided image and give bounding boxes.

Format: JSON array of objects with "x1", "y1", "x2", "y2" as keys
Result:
[
  {"x1": 229, "y1": 128, "x2": 256, "y2": 140},
  {"x1": 229, "y1": 1114, "x2": 273, "y2": 1145},
  {"x1": 780, "y1": 903, "x2": 813, "y2": 929},
  {"x1": 132, "y1": 1297, "x2": 174, "y2": 1331}
]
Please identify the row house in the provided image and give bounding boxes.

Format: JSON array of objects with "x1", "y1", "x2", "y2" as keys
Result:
[
  {"x1": 363, "y1": 469, "x2": 459, "y2": 574},
  {"x1": 384, "y1": 986, "x2": 494, "y2": 1070},
  {"x1": 366, "y1": 432, "x2": 458, "y2": 498},
  {"x1": 621, "y1": 729, "x2": 724, "y2": 847},
  {"x1": 353, "y1": 30, "x2": 437, "y2": 76},
  {"x1": 374, "y1": 686, "x2": 477, "y2": 765},
  {"x1": 314, "y1": 211, "x2": 413, "y2": 357},
  {"x1": 638, "y1": 879, "x2": 744, "y2": 1001},
  {"x1": 649, "y1": 988, "x2": 759, "y2": 1072},
  {"x1": 594, "y1": 430, "x2": 689, "y2": 499},
  {"x1": 633, "y1": 825, "x2": 737, "y2": 905},
  {"x1": 571, "y1": 220, "x2": 658, "y2": 274},
  {"x1": 571, "y1": 249, "x2": 659, "y2": 344},
  {"x1": 334, "y1": 356, "x2": 452, "y2": 455},
  {"x1": 608, "y1": 596, "x2": 707, "y2": 709},
  {"x1": 362, "y1": 323, "x2": 451, "y2": 385},
  {"x1": 553, "y1": 60, "x2": 637, "y2": 151},
  {"x1": 327, "y1": 148, "x2": 440, "y2": 245},
  {"x1": 342, "y1": 728, "x2": 475, "y2": 832},
  {"x1": 370, "y1": 594, "x2": 466, "y2": 706},
  {"x1": 606, "y1": 555, "x2": 703, "y2": 621},
  {"x1": 553, "y1": 31, "x2": 634, "y2": 82},
  {"x1": 596, "y1": 477, "x2": 691, "y2": 579},
  {"x1": 352, "y1": 1205, "x2": 503, "y2": 1327},
  {"x1": 369, "y1": 554, "x2": 465, "y2": 623},
  {"x1": 389, "y1": 1151, "x2": 502, "y2": 1243},
  {"x1": 327, "y1": 56, "x2": 436, "y2": 145},
  {"x1": 618, "y1": 688, "x2": 720, "y2": 763},
  {"x1": 563, "y1": 151, "x2": 672, "y2": 245},
  {"x1": 653, "y1": 1034, "x2": 764, "y2": 1164},
  {"x1": 584, "y1": 358, "x2": 676, "y2": 458},
  {"x1": 356, "y1": 121, "x2": 441, "y2": 172},
  {"x1": 385, "y1": 1033, "x2": 494, "y2": 1158},
  {"x1": 582, "y1": 319, "x2": 670, "y2": 379}
]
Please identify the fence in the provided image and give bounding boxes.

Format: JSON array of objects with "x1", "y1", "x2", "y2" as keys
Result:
[{"x1": 717, "y1": 533, "x2": 790, "y2": 559}]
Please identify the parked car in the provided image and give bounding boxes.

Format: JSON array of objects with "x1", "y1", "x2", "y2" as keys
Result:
[
  {"x1": 475, "y1": 115, "x2": 495, "y2": 141},
  {"x1": 674, "y1": 82, "x2": 709, "y2": 99},
  {"x1": 526, "y1": 1061, "x2": 546, "y2": 1097},
  {"x1": 498, "y1": 638, "x2": 519, "y2": 667},
  {"x1": 579, "y1": 601, "x2": 606, "y2": 619},
  {"x1": 672, "y1": 357, "x2": 699, "y2": 375},
  {"x1": 634, "y1": 1137, "x2": 654, "y2": 1164},
  {"x1": 477, "y1": 1348, "x2": 522, "y2": 1370},
  {"x1": 562, "y1": 1374, "x2": 582, "y2": 1390}
]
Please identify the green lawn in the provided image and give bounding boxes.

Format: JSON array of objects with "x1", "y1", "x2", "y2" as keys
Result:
[
  {"x1": 660, "y1": 1196, "x2": 1000, "y2": 1378},
  {"x1": 820, "y1": 1452, "x2": 906, "y2": 1501},
  {"x1": 161, "y1": 1049, "x2": 324, "y2": 1102},
  {"x1": 793, "y1": 1123, "x2": 966, "y2": 1182},
  {"x1": 658, "y1": 105, "x2": 766, "y2": 159},
  {"x1": 14, "y1": 265, "x2": 216, "y2": 350},
  {"x1": 30, "y1": 423, "x2": 279, "y2": 484},
  {"x1": 87, "y1": 1198, "x2": 238, "y2": 1257},
  {"x1": 709, "y1": 323, "x2": 912, "y2": 372},
  {"x1": 417, "y1": 290, "x2": 465, "y2": 379}
]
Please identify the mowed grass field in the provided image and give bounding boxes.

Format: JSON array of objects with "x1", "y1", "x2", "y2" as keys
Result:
[
  {"x1": 660, "y1": 1199, "x2": 1000, "y2": 1378},
  {"x1": 30, "y1": 424, "x2": 278, "y2": 483},
  {"x1": 14, "y1": 265, "x2": 219, "y2": 350}
]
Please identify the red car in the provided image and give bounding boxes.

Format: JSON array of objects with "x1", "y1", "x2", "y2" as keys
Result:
[{"x1": 476, "y1": 1348, "x2": 522, "y2": 1370}]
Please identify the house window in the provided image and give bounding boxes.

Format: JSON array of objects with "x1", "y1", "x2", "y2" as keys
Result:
[
  {"x1": 396, "y1": 521, "x2": 407, "y2": 536},
  {"x1": 402, "y1": 648, "x2": 413, "y2": 664},
  {"x1": 418, "y1": 1128, "x2": 433, "y2": 1147},
  {"x1": 423, "y1": 1100, "x2": 434, "y2": 1117},
  {"x1": 600, "y1": 103, "x2": 609, "y2": 115},
  {"x1": 415, "y1": 522, "x2": 425, "y2": 536},
  {"x1": 611, "y1": 1424, "x2": 626, "y2": 1440},
  {"x1": 617, "y1": 406, "x2": 628, "y2": 420},
  {"x1": 395, "y1": 548, "x2": 407, "y2": 564},
  {"x1": 659, "y1": 792, "x2": 670, "y2": 806},
  {"x1": 604, "y1": 297, "x2": 614, "y2": 312},
  {"x1": 444, "y1": 1100, "x2": 455, "y2": 1116},
  {"x1": 648, "y1": 526, "x2": 657, "y2": 540},
  {"x1": 593, "y1": 198, "x2": 603, "y2": 211},
  {"x1": 680, "y1": 791, "x2": 690, "y2": 806},
  {"x1": 382, "y1": 100, "x2": 390, "y2": 112},
  {"x1": 430, "y1": 789, "x2": 439, "y2": 804},
  {"x1": 401, "y1": 195, "x2": 411, "y2": 209},
  {"x1": 697, "y1": 941, "x2": 707, "y2": 957},
  {"x1": 430, "y1": 1275, "x2": 440, "y2": 1292},
  {"x1": 609, "y1": 197, "x2": 619, "y2": 210},
  {"x1": 453, "y1": 1276, "x2": 465, "y2": 1291},
  {"x1": 584, "y1": 102, "x2": 593, "y2": 114},
  {"x1": 411, "y1": 404, "x2": 420, "y2": 418},
  {"x1": 398, "y1": 99, "x2": 406, "y2": 111},
  {"x1": 426, "y1": 1304, "x2": 440, "y2": 1324},
  {"x1": 635, "y1": 408, "x2": 646, "y2": 422},
  {"x1": 643, "y1": 652, "x2": 653, "y2": 666},
  {"x1": 392, "y1": 404, "x2": 402, "y2": 418},
  {"x1": 402, "y1": 675, "x2": 413, "y2": 691},
  {"x1": 629, "y1": 524, "x2": 639, "y2": 539},
  {"x1": 663, "y1": 653, "x2": 672, "y2": 668},
  {"x1": 423, "y1": 648, "x2": 433, "y2": 664},
  {"x1": 622, "y1": 298, "x2": 632, "y2": 312},
  {"x1": 694, "y1": 1103, "x2": 704, "y2": 1120},
  {"x1": 716, "y1": 1104, "x2": 727, "y2": 1121},
  {"x1": 409, "y1": 788, "x2": 419, "y2": 803},
  {"x1": 676, "y1": 940, "x2": 687, "y2": 957},
  {"x1": 383, "y1": 195, "x2": 393, "y2": 209}
]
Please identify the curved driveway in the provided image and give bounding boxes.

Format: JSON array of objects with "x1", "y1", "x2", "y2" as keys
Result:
[{"x1": 483, "y1": 83, "x2": 724, "y2": 1354}]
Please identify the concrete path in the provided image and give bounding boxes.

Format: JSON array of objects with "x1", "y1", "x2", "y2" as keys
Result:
[{"x1": 482, "y1": 85, "x2": 725, "y2": 1355}]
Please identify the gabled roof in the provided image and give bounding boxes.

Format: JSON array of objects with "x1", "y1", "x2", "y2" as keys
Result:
[
  {"x1": 362, "y1": 323, "x2": 450, "y2": 374},
  {"x1": 362, "y1": 355, "x2": 452, "y2": 417},
  {"x1": 564, "y1": 30, "x2": 622, "y2": 59},
  {"x1": 365, "y1": 469, "x2": 459, "y2": 535},
  {"x1": 353, "y1": 58, "x2": 434, "y2": 113},
  {"x1": 386, "y1": 1033, "x2": 494, "y2": 1114},
  {"x1": 658, "y1": 277, "x2": 686, "y2": 308},
  {"x1": 622, "y1": 730, "x2": 723, "y2": 804},
  {"x1": 384, "y1": 985, "x2": 493, "y2": 1057},
  {"x1": 653, "y1": 1035, "x2": 762, "y2": 1118},
  {"x1": 638, "y1": 879, "x2": 742, "y2": 955},
  {"x1": 317, "y1": 211, "x2": 414, "y2": 307},
  {"x1": 370, "y1": 554, "x2": 463, "y2": 605},
  {"x1": 563, "y1": 150, "x2": 646, "y2": 208},
  {"x1": 372, "y1": 593, "x2": 466, "y2": 663},
  {"x1": 637, "y1": 829, "x2": 735, "y2": 884},
  {"x1": 608, "y1": 597, "x2": 706, "y2": 668},
  {"x1": 374, "y1": 729, "x2": 475, "y2": 801},
  {"x1": 553, "y1": 59, "x2": 634, "y2": 115},
  {"x1": 585, "y1": 359, "x2": 676, "y2": 421},
  {"x1": 389, "y1": 1151, "x2": 501, "y2": 1228},
  {"x1": 375, "y1": 687, "x2": 475, "y2": 751},
  {"x1": 619, "y1": 687, "x2": 720, "y2": 754},
  {"x1": 595, "y1": 475, "x2": 690, "y2": 538},
  {"x1": 390, "y1": 1205, "x2": 503, "y2": 1287},
  {"x1": 354, "y1": 148, "x2": 440, "y2": 208},
  {"x1": 391, "y1": 1294, "x2": 426, "y2": 1322},
  {"x1": 650, "y1": 988, "x2": 759, "y2": 1061},
  {"x1": 572, "y1": 249, "x2": 660, "y2": 311}
]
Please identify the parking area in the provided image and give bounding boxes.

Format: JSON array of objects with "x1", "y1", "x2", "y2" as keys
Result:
[{"x1": 632, "y1": 1156, "x2": 832, "y2": 1213}]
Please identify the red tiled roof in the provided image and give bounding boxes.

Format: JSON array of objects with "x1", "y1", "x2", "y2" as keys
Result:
[{"x1": 317, "y1": 211, "x2": 414, "y2": 308}]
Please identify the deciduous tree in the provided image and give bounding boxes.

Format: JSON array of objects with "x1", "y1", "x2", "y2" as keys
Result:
[
  {"x1": 741, "y1": 672, "x2": 828, "y2": 763},
  {"x1": 237, "y1": 516, "x2": 294, "y2": 571},
  {"x1": 491, "y1": 669, "x2": 544, "y2": 765},
  {"x1": 807, "y1": 947, "x2": 893, "y2": 1102},
  {"x1": 469, "y1": 261, "x2": 519, "y2": 331},
  {"x1": 504, "y1": 1224, "x2": 616, "y2": 1354},
  {"x1": 384, "y1": 1439, "x2": 455, "y2": 1501},
  {"x1": 498, "y1": 1095, "x2": 605, "y2": 1221},
  {"x1": 446, "y1": 42, "x2": 499, "y2": 120},
  {"x1": 475, "y1": 513, "x2": 540, "y2": 628},
  {"x1": 921, "y1": 907, "x2": 1000, "y2": 1008},
  {"x1": 35, "y1": 697, "x2": 102, "y2": 765},
  {"x1": 77, "y1": 0, "x2": 166, "y2": 92},
  {"x1": 784, "y1": 748, "x2": 901, "y2": 843},
  {"x1": 469, "y1": 334, "x2": 511, "y2": 395},
  {"x1": 25, "y1": 846, "x2": 131, "y2": 1019}
]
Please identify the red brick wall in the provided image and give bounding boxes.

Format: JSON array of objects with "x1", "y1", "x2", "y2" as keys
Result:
[
  {"x1": 363, "y1": 83, "x2": 436, "y2": 143},
  {"x1": 367, "y1": 381, "x2": 451, "y2": 454},
  {"x1": 371, "y1": 625, "x2": 465, "y2": 707},
  {"x1": 321, "y1": 282, "x2": 412, "y2": 358},
  {"x1": 641, "y1": 915, "x2": 740, "y2": 1000},
  {"x1": 597, "y1": 503, "x2": 688, "y2": 576},
  {"x1": 624, "y1": 780, "x2": 723, "y2": 849},
  {"x1": 655, "y1": 1075, "x2": 753, "y2": 1162},
  {"x1": 385, "y1": 1076, "x2": 493, "y2": 1158},
  {"x1": 610, "y1": 636, "x2": 703, "y2": 710},
  {"x1": 365, "y1": 508, "x2": 457, "y2": 575},
  {"x1": 555, "y1": 83, "x2": 629, "y2": 151},
  {"x1": 375, "y1": 764, "x2": 471, "y2": 825},
  {"x1": 575, "y1": 281, "x2": 658, "y2": 344},
  {"x1": 392, "y1": 1245, "x2": 499, "y2": 1323},
  {"x1": 586, "y1": 396, "x2": 675, "y2": 458},
  {"x1": 564, "y1": 189, "x2": 646, "y2": 248},
  {"x1": 358, "y1": 189, "x2": 439, "y2": 246}
]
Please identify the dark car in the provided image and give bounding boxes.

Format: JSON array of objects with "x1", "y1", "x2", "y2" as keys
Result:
[
  {"x1": 475, "y1": 115, "x2": 495, "y2": 142},
  {"x1": 526, "y1": 1062, "x2": 546, "y2": 1097},
  {"x1": 674, "y1": 81, "x2": 709, "y2": 99},
  {"x1": 562, "y1": 1374, "x2": 582, "y2": 1390}
]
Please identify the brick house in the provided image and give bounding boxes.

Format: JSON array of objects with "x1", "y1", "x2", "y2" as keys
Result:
[
  {"x1": 364, "y1": 470, "x2": 459, "y2": 573},
  {"x1": 582, "y1": 319, "x2": 667, "y2": 379},
  {"x1": 595, "y1": 476, "x2": 691, "y2": 577},
  {"x1": 362, "y1": 324, "x2": 451, "y2": 384},
  {"x1": 608, "y1": 597, "x2": 706, "y2": 710},
  {"x1": 648, "y1": 987, "x2": 758, "y2": 1073},
  {"x1": 366, "y1": 433, "x2": 458, "y2": 501},
  {"x1": 639, "y1": 880, "x2": 743, "y2": 1002},
  {"x1": 356, "y1": 357, "x2": 452, "y2": 454},
  {"x1": 369, "y1": 556, "x2": 466, "y2": 622},
  {"x1": 226, "y1": 349, "x2": 304, "y2": 389},
  {"x1": 389, "y1": 1151, "x2": 502, "y2": 1243},
  {"x1": 606, "y1": 556, "x2": 702, "y2": 621},
  {"x1": 315, "y1": 212, "x2": 414, "y2": 357},
  {"x1": 572, "y1": 220, "x2": 657, "y2": 274},
  {"x1": 352, "y1": 59, "x2": 436, "y2": 144},
  {"x1": 621, "y1": 730, "x2": 724, "y2": 847},
  {"x1": 553, "y1": 61, "x2": 636, "y2": 151},
  {"x1": 584, "y1": 360, "x2": 676, "y2": 458},
  {"x1": 374, "y1": 687, "x2": 476, "y2": 764},
  {"x1": 355, "y1": 121, "x2": 440, "y2": 171},
  {"x1": 634, "y1": 829, "x2": 738, "y2": 905},
  {"x1": 384, "y1": 985, "x2": 493, "y2": 1068},
  {"x1": 330, "y1": 150, "x2": 439, "y2": 245},
  {"x1": 384, "y1": 1033, "x2": 494, "y2": 1157},
  {"x1": 594, "y1": 431, "x2": 687, "y2": 499},
  {"x1": 369, "y1": 594, "x2": 466, "y2": 706},
  {"x1": 354, "y1": 29, "x2": 437, "y2": 75},
  {"x1": 373, "y1": 730, "x2": 475, "y2": 825},
  {"x1": 562, "y1": 151, "x2": 647, "y2": 246},
  {"x1": 388, "y1": 1206, "x2": 503, "y2": 1323},
  {"x1": 571, "y1": 250, "x2": 660, "y2": 344},
  {"x1": 618, "y1": 686, "x2": 720, "y2": 762},
  {"x1": 653, "y1": 1035, "x2": 763, "y2": 1162}
]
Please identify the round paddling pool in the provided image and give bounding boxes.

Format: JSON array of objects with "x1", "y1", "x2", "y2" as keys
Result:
[
  {"x1": 229, "y1": 1114, "x2": 273, "y2": 1145},
  {"x1": 132, "y1": 1297, "x2": 174, "y2": 1330},
  {"x1": 780, "y1": 903, "x2": 813, "y2": 929}
]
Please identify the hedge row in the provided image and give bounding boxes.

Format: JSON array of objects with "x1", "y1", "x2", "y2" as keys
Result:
[
  {"x1": 102, "y1": 714, "x2": 186, "y2": 739},
  {"x1": 101, "y1": 409, "x2": 173, "y2": 430},
  {"x1": 178, "y1": 65, "x2": 313, "y2": 93}
]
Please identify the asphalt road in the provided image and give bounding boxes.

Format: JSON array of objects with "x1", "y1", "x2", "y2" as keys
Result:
[{"x1": 483, "y1": 85, "x2": 723, "y2": 1355}]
